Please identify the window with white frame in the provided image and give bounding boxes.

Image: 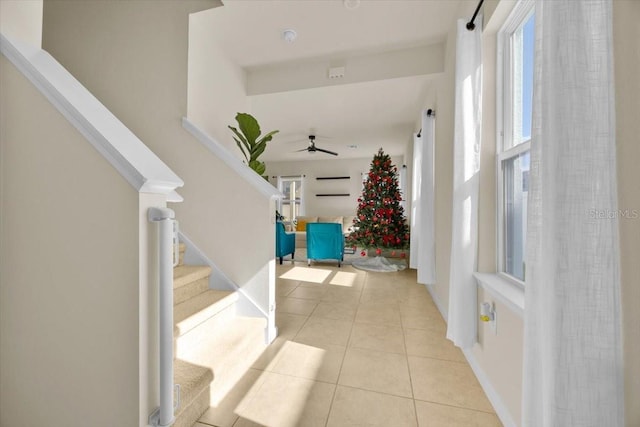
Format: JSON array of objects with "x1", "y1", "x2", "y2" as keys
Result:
[
  {"x1": 277, "y1": 175, "x2": 304, "y2": 228},
  {"x1": 497, "y1": 0, "x2": 534, "y2": 282}
]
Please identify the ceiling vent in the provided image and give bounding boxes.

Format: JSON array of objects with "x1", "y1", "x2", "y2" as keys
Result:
[{"x1": 328, "y1": 66, "x2": 345, "y2": 79}]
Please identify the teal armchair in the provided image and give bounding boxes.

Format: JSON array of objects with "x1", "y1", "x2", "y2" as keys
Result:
[
  {"x1": 306, "y1": 223, "x2": 344, "y2": 267},
  {"x1": 276, "y1": 222, "x2": 295, "y2": 264}
]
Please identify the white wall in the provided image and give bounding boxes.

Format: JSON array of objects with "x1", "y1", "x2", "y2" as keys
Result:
[
  {"x1": 266, "y1": 155, "x2": 406, "y2": 217},
  {"x1": 0, "y1": 55, "x2": 140, "y2": 427},
  {"x1": 247, "y1": 43, "x2": 445, "y2": 95},
  {"x1": 0, "y1": 0, "x2": 42, "y2": 47}
]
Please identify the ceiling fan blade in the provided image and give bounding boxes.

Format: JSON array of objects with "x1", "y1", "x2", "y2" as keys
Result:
[
  {"x1": 295, "y1": 148, "x2": 309, "y2": 152},
  {"x1": 315, "y1": 147, "x2": 339, "y2": 156}
]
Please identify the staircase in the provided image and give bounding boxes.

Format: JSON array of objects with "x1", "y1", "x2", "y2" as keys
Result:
[{"x1": 172, "y1": 243, "x2": 268, "y2": 427}]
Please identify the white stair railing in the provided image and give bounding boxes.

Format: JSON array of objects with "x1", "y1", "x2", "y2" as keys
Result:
[{"x1": 148, "y1": 207, "x2": 180, "y2": 427}]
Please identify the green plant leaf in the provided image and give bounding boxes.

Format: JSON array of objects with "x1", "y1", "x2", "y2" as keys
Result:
[
  {"x1": 250, "y1": 137, "x2": 270, "y2": 159},
  {"x1": 250, "y1": 141, "x2": 267, "y2": 161},
  {"x1": 250, "y1": 130, "x2": 279, "y2": 160},
  {"x1": 235, "y1": 113, "x2": 261, "y2": 145},
  {"x1": 230, "y1": 113, "x2": 278, "y2": 168},
  {"x1": 228, "y1": 125, "x2": 248, "y2": 144},
  {"x1": 257, "y1": 130, "x2": 279, "y2": 145},
  {"x1": 229, "y1": 126, "x2": 251, "y2": 152},
  {"x1": 233, "y1": 137, "x2": 249, "y2": 162},
  {"x1": 249, "y1": 160, "x2": 266, "y2": 175}
]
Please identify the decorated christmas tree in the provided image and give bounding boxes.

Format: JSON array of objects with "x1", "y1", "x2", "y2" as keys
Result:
[{"x1": 347, "y1": 148, "x2": 410, "y2": 256}]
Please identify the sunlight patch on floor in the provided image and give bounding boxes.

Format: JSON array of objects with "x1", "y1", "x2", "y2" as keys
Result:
[
  {"x1": 329, "y1": 271, "x2": 357, "y2": 287},
  {"x1": 234, "y1": 341, "x2": 326, "y2": 426},
  {"x1": 279, "y1": 266, "x2": 332, "y2": 283}
]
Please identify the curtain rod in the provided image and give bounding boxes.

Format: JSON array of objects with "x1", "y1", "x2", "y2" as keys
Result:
[
  {"x1": 417, "y1": 109, "x2": 436, "y2": 138},
  {"x1": 466, "y1": 0, "x2": 484, "y2": 31}
]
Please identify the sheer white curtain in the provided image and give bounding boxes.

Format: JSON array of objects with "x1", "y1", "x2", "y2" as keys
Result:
[
  {"x1": 446, "y1": 17, "x2": 483, "y2": 349},
  {"x1": 523, "y1": 1, "x2": 624, "y2": 425},
  {"x1": 409, "y1": 110, "x2": 436, "y2": 284},
  {"x1": 410, "y1": 132, "x2": 422, "y2": 269}
]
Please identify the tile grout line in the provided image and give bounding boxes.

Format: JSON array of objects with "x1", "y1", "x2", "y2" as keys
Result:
[
  {"x1": 396, "y1": 276, "x2": 420, "y2": 426},
  {"x1": 273, "y1": 264, "x2": 499, "y2": 425},
  {"x1": 412, "y1": 396, "x2": 501, "y2": 416},
  {"x1": 323, "y1": 268, "x2": 367, "y2": 427}
]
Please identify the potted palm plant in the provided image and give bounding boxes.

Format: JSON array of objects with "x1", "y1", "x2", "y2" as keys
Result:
[{"x1": 228, "y1": 113, "x2": 279, "y2": 178}]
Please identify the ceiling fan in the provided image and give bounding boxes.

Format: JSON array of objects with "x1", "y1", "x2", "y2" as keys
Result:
[{"x1": 297, "y1": 135, "x2": 338, "y2": 156}]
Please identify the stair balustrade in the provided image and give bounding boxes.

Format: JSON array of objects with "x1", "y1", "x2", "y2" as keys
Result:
[{"x1": 148, "y1": 207, "x2": 180, "y2": 427}]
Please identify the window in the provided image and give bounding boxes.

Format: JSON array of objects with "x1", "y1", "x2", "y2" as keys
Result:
[
  {"x1": 277, "y1": 176, "x2": 304, "y2": 227},
  {"x1": 497, "y1": 0, "x2": 534, "y2": 283}
]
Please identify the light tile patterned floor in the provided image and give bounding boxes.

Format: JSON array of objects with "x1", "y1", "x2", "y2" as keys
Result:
[{"x1": 198, "y1": 262, "x2": 502, "y2": 427}]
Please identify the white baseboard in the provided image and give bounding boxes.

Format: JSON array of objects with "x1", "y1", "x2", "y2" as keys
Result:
[
  {"x1": 179, "y1": 231, "x2": 271, "y2": 341},
  {"x1": 462, "y1": 348, "x2": 519, "y2": 427},
  {"x1": 424, "y1": 282, "x2": 518, "y2": 427},
  {"x1": 425, "y1": 283, "x2": 448, "y2": 319}
]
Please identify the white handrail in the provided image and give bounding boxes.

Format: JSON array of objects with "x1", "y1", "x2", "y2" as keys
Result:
[
  {"x1": 181, "y1": 117, "x2": 282, "y2": 200},
  {"x1": 0, "y1": 33, "x2": 184, "y2": 198},
  {"x1": 148, "y1": 207, "x2": 178, "y2": 427}
]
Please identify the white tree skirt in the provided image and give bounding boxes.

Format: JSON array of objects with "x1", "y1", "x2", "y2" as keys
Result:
[{"x1": 352, "y1": 256, "x2": 407, "y2": 272}]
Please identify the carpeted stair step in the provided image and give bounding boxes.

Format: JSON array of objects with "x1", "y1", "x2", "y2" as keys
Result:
[
  {"x1": 177, "y1": 242, "x2": 186, "y2": 266},
  {"x1": 174, "y1": 265, "x2": 212, "y2": 305},
  {"x1": 173, "y1": 359, "x2": 213, "y2": 427},
  {"x1": 174, "y1": 289, "x2": 238, "y2": 338},
  {"x1": 181, "y1": 316, "x2": 268, "y2": 427}
]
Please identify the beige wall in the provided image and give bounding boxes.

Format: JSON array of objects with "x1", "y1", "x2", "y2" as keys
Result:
[
  {"x1": 266, "y1": 155, "x2": 406, "y2": 218},
  {"x1": 475, "y1": 288, "x2": 524, "y2": 423},
  {"x1": 188, "y1": 7, "x2": 248, "y2": 155},
  {"x1": 0, "y1": 55, "x2": 140, "y2": 426},
  {"x1": 613, "y1": 1, "x2": 640, "y2": 425},
  {"x1": 42, "y1": 0, "x2": 276, "y2": 316},
  {"x1": 470, "y1": 3, "x2": 523, "y2": 422},
  {"x1": 0, "y1": 0, "x2": 42, "y2": 47}
]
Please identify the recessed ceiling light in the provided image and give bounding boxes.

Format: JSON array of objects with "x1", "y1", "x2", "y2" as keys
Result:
[
  {"x1": 283, "y1": 29, "x2": 297, "y2": 43},
  {"x1": 343, "y1": 0, "x2": 360, "y2": 10}
]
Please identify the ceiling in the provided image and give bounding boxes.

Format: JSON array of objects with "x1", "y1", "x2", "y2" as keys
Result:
[{"x1": 203, "y1": 0, "x2": 465, "y2": 161}]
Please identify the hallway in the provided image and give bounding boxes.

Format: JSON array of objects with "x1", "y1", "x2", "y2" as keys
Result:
[{"x1": 196, "y1": 261, "x2": 502, "y2": 426}]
